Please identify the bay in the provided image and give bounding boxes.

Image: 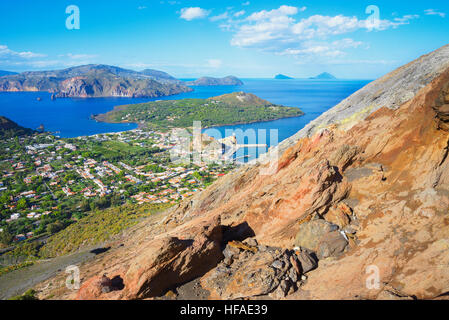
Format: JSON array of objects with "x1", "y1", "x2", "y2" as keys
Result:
[{"x1": 0, "y1": 79, "x2": 370, "y2": 159}]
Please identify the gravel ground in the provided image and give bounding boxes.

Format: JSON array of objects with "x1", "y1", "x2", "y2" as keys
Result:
[{"x1": 0, "y1": 249, "x2": 100, "y2": 300}]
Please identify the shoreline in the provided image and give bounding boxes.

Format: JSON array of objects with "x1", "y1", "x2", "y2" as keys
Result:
[{"x1": 65, "y1": 112, "x2": 306, "y2": 143}]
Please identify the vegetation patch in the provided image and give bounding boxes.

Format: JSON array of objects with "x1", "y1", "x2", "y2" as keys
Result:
[
  {"x1": 0, "y1": 261, "x2": 34, "y2": 277},
  {"x1": 96, "y1": 92, "x2": 304, "y2": 130},
  {"x1": 39, "y1": 203, "x2": 171, "y2": 258}
]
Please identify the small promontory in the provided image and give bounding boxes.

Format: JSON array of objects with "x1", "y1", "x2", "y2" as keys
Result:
[
  {"x1": 0, "y1": 116, "x2": 34, "y2": 137},
  {"x1": 95, "y1": 92, "x2": 303, "y2": 129},
  {"x1": 185, "y1": 76, "x2": 244, "y2": 86}
]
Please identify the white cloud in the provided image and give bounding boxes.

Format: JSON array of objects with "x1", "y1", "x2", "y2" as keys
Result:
[
  {"x1": 137, "y1": 6, "x2": 147, "y2": 10},
  {"x1": 393, "y1": 14, "x2": 420, "y2": 23},
  {"x1": 180, "y1": 7, "x2": 210, "y2": 21},
  {"x1": 228, "y1": 5, "x2": 420, "y2": 57},
  {"x1": 210, "y1": 12, "x2": 229, "y2": 22},
  {"x1": 278, "y1": 38, "x2": 362, "y2": 58},
  {"x1": 206, "y1": 59, "x2": 223, "y2": 68},
  {"x1": 242, "y1": 1, "x2": 250, "y2": 6},
  {"x1": 299, "y1": 6, "x2": 307, "y2": 12},
  {"x1": 0, "y1": 45, "x2": 47, "y2": 59},
  {"x1": 247, "y1": 5, "x2": 298, "y2": 21},
  {"x1": 234, "y1": 10, "x2": 246, "y2": 18},
  {"x1": 0, "y1": 44, "x2": 102, "y2": 70},
  {"x1": 424, "y1": 9, "x2": 446, "y2": 18}
]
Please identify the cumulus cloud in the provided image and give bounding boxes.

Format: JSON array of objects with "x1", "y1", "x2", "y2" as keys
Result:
[
  {"x1": 228, "y1": 5, "x2": 419, "y2": 58},
  {"x1": 247, "y1": 5, "x2": 298, "y2": 21},
  {"x1": 424, "y1": 9, "x2": 446, "y2": 18},
  {"x1": 180, "y1": 7, "x2": 210, "y2": 21},
  {"x1": 0, "y1": 45, "x2": 47, "y2": 59},
  {"x1": 0, "y1": 44, "x2": 101, "y2": 70}
]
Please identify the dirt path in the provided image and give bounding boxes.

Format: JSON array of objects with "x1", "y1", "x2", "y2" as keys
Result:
[{"x1": 0, "y1": 249, "x2": 99, "y2": 300}]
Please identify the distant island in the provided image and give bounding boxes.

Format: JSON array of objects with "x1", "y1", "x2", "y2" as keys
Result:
[
  {"x1": 95, "y1": 92, "x2": 304, "y2": 129},
  {"x1": 0, "y1": 64, "x2": 193, "y2": 98},
  {"x1": 185, "y1": 76, "x2": 243, "y2": 86},
  {"x1": 0, "y1": 70, "x2": 17, "y2": 77},
  {"x1": 309, "y1": 72, "x2": 337, "y2": 80},
  {"x1": 275, "y1": 74, "x2": 294, "y2": 80},
  {"x1": 0, "y1": 116, "x2": 34, "y2": 138}
]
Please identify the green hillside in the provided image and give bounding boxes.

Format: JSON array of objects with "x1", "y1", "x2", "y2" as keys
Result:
[
  {"x1": 0, "y1": 116, "x2": 34, "y2": 138},
  {"x1": 95, "y1": 92, "x2": 304, "y2": 130}
]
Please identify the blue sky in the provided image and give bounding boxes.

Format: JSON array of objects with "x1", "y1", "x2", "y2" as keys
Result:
[{"x1": 0, "y1": 0, "x2": 448, "y2": 79}]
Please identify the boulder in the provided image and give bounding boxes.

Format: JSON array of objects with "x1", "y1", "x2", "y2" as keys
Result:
[
  {"x1": 295, "y1": 248, "x2": 318, "y2": 274},
  {"x1": 223, "y1": 243, "x2": 240, "y2": 259},
  {"x1": 316, "y1": 231, "x2": 349, "y2": 259},
  {"x1": 244, "y1": 237, "x2": 258, "y2": 247},
  {"x1": 294, "y1": 219, "x2": 339, "y2": 252},
  {"x1": 76, "y1": 276, "x2": 105, "y2": 300},
  {"x1": 76, "y1": 217, "x2": 225, "y2": 300},
  {"x1": 202, "y1": 245, "x2": 293, "y2": 299}
]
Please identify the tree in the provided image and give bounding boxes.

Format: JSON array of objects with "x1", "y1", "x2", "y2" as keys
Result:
[
  {"x1": 9, "y1": 289, "x2": 38, "y2": 301},
  {"x1": 0, "y1": 226, "x2": 14, "y2": 245},
  {"x1": 47, "y1": 221, "x2": 64, "y2": 234},
  {"x1": 16, "y1": 198, "x2": 28, "y2": 210}
]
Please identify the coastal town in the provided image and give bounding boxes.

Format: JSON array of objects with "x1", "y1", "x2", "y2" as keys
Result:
[{"x1": 0, "y1": 129, "x2": 236, "y2": 246}]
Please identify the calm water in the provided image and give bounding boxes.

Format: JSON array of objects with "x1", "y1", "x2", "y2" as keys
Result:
[{"x1": 0, "y1": 79, "x2": 370, "y2": 153}]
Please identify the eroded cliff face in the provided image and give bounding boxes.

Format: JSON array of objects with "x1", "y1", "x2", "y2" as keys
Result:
[
  {"x1": 0, "y1": 65, "x2": 193, "y2": 98},
  {"x1": 36, "y1": 45, "x2": 449, "y2": 301},
  {"x1": 55, "y1": 76, "x2": 191, "y2": 98}
]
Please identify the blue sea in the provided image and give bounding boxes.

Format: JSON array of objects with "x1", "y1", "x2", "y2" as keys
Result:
[{"x1": 0, "y1": 79, "x2": 370, "y2": 159}]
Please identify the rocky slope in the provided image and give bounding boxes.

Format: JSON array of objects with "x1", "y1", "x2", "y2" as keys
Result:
[
  {"x1": 185, "y1": 76, "x2": 243, "y2": 86},
  {"x1": 36, "y1": 44, "x2": 449, "y2": 300},
  {"x1": 0, "y1": 65, "x2": 192, "y2": 98}
]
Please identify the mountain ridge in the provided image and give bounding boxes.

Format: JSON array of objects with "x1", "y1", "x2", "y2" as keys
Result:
[{"x1": 0, "y1": 64, "x2": 192, "y2": 98}]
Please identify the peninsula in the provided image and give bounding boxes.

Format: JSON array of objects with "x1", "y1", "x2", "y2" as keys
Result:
[
  {"x1": 95, "y1": 92, "x2": 304, "y2": 129},
  {"x1": 185, "y1": 76, "x2": 243, "y2": 86}
]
